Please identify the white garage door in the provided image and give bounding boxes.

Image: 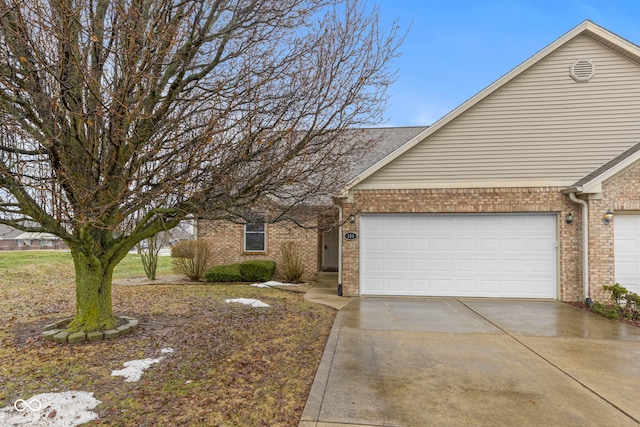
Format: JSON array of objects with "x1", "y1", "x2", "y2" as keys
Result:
[
  {"x1": 360, "y1": 214, "x2": 557, "y2": 298},
  {"x1": 614, "y1": 215, "x2": 640, "y2": 294}
]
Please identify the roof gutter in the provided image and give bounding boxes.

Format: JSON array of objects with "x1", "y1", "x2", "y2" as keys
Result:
[{"x1": 567, "y1": 191, "x2": 590, "y2": 302}]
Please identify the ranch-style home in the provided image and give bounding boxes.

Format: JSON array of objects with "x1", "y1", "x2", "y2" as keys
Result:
[{"x1": 201, "y1": 20, "x2": 640, "y2": 302}]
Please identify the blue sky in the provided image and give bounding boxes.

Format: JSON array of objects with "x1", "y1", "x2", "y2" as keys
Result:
[{"x1": 374, "y1": 0, "x2": 640, "y2": 126}]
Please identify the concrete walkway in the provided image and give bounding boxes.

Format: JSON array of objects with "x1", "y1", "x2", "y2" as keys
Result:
[
  {"x1": 304, "y1": 272, "x2": 354, "y2": 310},
  {"x1": 300, "y1": 297, "x2": 640, "y2": 427}
]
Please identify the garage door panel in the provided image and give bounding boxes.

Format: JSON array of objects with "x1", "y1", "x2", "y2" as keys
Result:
[
  {"x1": 386, "y1": 259, "x2": 406, "y2": 271},
  {"x1": 455, "y1": 238, "x2": 477, "y2": 251},
  {"x1": 480, "y1": 239, "x2": 501, "y2": 251},
  {"x1": 433, "y1": 218, "x2": 454, "y2": 231},
  {"x1": 410, "y1": 258, "x2": 429, "y2": 271},
  {"x1": 432, "y1": 238, "x2": 453, "y2": 251},
  {"x1": 411, "y1": 239, "x2": 429, "y2": 250},
  {"x1": 433, "y1": 258, "x2": 453, "y2": 271},
  {"x1": 504, "y1": 259, "x2": 526, "y2": 272},
  {"x1": 504, "y1": 238, "x2": 528, "y2": 251},
  {"x1": 480, "y1": 217, "x2": 501, "y2": 230},
  {"x1": 456, "y1": 259, "x2": 477, "y2": 271},
  {"x1": 616, "y1": 239, "x2": 637, "y2": 253},
  {"x1": 480, "y1": 259, "x2": 501, "y2": 272},
  {"x1": 363, "y1": 238, "x2": 384, "y2": 251},
  {"x1": 529, "y1": 259, "x2": 554, "y2": 273},
  {"x1": 387, "y1": 218, "x2": 408, "y2": 232},
  {"x1": 363, "y1": 258, "x2": 384, "y2": 271},
  {"x1": 455, "y1": 217, "x2": 478, "y2": 230},
  {"x1": 616, "y1": 261, "x2": 636, "y2": 275},
  {"x1": 360, "y1": 214, "x2": 557, "y2": 298},
  {"x1": 408, "y1": 217, "x2": 429, "y2": 232},
  {"x1": 479, "y1": 280, "x2": 500, "y2": 293},
  {"x1": 456, "y1": 279, "x2": 478, "y2": 293},
  {"x1": 528, "y1": 238, "x2": 553, "y2": 252},
  {"x1": 388, "y1": 279, "x2": 406, "y2": 292},
  {"x1": 432, "y1": 279, "x2": 453, "y2": 292},
  {"x1": 410, "y1": 279, "x2": 429, "y2": 292}
]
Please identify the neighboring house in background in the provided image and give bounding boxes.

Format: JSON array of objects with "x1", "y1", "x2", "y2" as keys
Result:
[
  {"x1": 0, "y1": 224, "x2": 67, "y2": 250},
  {"x1": 337, "y1": 20, "x2": 640, "y2": 302},
  {"x1": 197, "y1": 126, "x2": 427, "y2": 280}
]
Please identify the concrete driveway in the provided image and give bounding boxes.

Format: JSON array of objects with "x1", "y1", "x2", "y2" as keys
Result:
[{"x1": 300, "y1": 298, "x2": 640, "y2": 426}]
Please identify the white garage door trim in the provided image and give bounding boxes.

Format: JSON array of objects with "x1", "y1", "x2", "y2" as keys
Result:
[
  {"x1": 614, "y1": 214, "x2": 640, "y2": 294},
  {"x1": 360, "y1": 213, "x2": 558, "y2": 298}
]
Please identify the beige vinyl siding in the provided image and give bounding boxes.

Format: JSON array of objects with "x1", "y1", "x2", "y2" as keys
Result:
[{"x1": 358, "y1": 35, "x2": 640, "y2": 189}]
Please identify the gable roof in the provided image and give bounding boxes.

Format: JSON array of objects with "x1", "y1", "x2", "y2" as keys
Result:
[
  {"x1": 343, "y1": 126, "x2": 427, "y2": 181},
  {"x1": 340, "y1": 21, "x2": 640, "y2": 195},
  {"x1": 0, "y1": 224, "x2": 22, "y2": 239}
]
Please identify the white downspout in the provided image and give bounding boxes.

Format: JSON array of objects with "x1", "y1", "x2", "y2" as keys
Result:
[{"x1": 569, "y1": 192, "x2": 589, "y2": 301}]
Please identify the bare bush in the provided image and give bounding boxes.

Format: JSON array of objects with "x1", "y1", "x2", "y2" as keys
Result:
[
  {"x1": 171, "y1": 240, "x2": 211, "y2": 281},
  {"x1": 280, "y1": 241, "x2": 305, "y2": 283}
]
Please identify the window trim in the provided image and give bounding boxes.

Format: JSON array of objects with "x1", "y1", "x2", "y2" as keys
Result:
[{"x1": 244, "y1": 222, "x2": 266, "y2": 252}]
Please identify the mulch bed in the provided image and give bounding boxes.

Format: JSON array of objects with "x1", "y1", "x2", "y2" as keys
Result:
[{"x1": 565, "y1": 301, "x2": 640, "y2": 328}]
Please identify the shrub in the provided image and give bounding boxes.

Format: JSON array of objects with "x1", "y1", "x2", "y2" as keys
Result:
[
  {"x1": 589, "y1": 301, "x2": 620, "y2": 320},
  {"x1": 239, "y1": 260, "x2": 276, "y2": 282},
  {"x1": 603, "y1": 283, "x2": 628, "y2": 307},
  {"x1": 280, "y1": 241, "x2": 305, "y2": 283},
  {"x1": 626, "y1": 292, "x2": 640, "y2": 320},
  {"x1": 205, "y1": 264, "x2": 243, "y2": 282},
  {"x1": 601, "y1": 283, "x2": 640, "y2": 320},
  {"x1": 170, "y1": 240, "x2": 211, "y2": 281},
  {"x1": 204, "y1": 260, "x2": 276, "y2": 283}
]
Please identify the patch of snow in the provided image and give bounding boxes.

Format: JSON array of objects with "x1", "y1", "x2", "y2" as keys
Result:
[
  {"x1": 250, "y1": 280, "x2": 301, "y2": 287},
  {"x1": 225, "y1": 298, "x2": 270, "y2": 308},
  {"x1": 111, "y1": 357, "x2": 164, "y2": 382},
  {"x1": 111, "y1": 348, "x2": 175, "y2": 382},
  {"x1": 0, "y1": 391, "x2": 100, "y2": 427}
]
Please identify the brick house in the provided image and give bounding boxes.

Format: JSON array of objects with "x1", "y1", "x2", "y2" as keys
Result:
[
  {"x1": 0, "y1": 224, "x2": 67, "y2": 250},
  {"x1": 197, "y1": 126, "x2": 427, "y2": 281},
  {"x1": 337, "y1": 20, "x2": 640, "y2": 302}
]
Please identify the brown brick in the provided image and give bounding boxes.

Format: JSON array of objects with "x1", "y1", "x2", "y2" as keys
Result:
[{"x1": 339, "y1": 187, "x2": 581, "y2": 300}]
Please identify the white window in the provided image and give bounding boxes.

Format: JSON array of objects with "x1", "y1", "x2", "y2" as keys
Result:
[{"x1": 244, "y1": 223, "x2": 266, "y2": 252}]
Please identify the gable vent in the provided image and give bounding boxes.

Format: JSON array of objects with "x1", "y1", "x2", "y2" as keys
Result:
[{"x1": 570, "y1": 59, "x2": 595, "y2": 82}]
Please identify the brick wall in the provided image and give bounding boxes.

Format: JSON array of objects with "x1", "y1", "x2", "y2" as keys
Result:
[
  {"x1": 588, "y1": 162, "x2": 640, "y2": 301},
  {"x1": 339, "y1": 187, "x2": 582, "y2": 300},
  {"x1": 198, "y1": 219, "x2": 320, "y2": 281}
]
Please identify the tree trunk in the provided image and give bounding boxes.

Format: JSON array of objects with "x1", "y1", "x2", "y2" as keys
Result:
[{"x1": 67, "y1": 250, "x2": 119, "y2": 332}]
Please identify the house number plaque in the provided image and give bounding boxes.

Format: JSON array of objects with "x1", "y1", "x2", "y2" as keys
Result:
[{"x1": 344, "y1": 232, "x2": 358, "y2": 241}]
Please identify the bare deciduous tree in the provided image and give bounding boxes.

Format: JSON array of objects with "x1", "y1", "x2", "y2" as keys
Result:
[{"x1": 0, "y1": 0, "x2": 402, "y2": 332}]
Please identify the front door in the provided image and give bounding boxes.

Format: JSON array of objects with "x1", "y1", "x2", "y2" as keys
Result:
[{"x1": 322, "y1": 228, "x2": 339, "y2": 271}]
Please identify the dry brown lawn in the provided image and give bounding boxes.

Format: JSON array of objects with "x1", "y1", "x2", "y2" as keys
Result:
[{"x1": 0, "y1": 251, "x2": 335, "y2": 426}]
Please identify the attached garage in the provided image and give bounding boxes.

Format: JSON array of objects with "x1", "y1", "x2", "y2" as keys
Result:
[
  {"x1": 360, "y1": 214, "x2": 557, "y2": 298},
  {"x1": 614, "y1": 214, "x2": 640, "y2": 294}
]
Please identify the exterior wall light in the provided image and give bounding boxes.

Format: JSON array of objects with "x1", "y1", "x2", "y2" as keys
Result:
[
  {"x1": 603, "y1": 209, "x2": 613, "y2": 225},
  {"x1": 349, "y1": 214, "x2": 356, "y2": 224},
  {"x1": 566, "y1": 212, "x2": 574, "y2": 224}
]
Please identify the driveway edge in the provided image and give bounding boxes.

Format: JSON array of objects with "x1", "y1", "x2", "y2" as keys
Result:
[{"x1": 299, "y1": 310, "x2": 345, "y2": 426}]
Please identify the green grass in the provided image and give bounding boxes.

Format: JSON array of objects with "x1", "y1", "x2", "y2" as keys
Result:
[
  {"x1": 113, "y1": 252, "x2": 174, "y2": 278},
  {"x1": 0, "y1": 250, "x2": 173, "y2": 279}
]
